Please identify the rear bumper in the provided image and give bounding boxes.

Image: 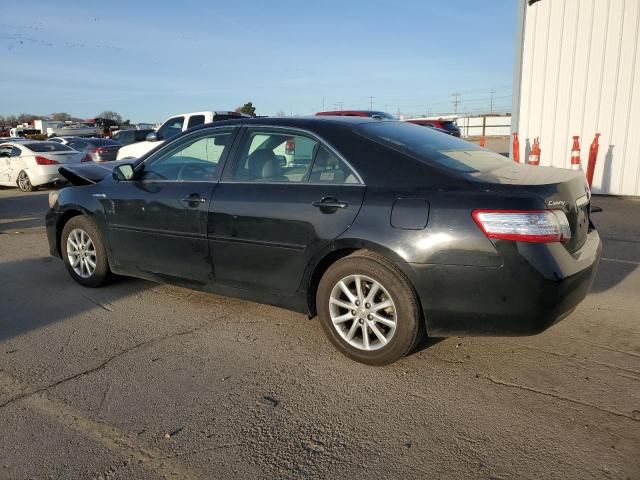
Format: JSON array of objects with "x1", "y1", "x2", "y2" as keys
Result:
[{"x1": 404, "y1": 229, "x2": 602, "y2": 336}]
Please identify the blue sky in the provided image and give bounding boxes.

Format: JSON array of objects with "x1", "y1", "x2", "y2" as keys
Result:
[{"x1": 2, "y1": 0, "x2": 517, "y2": 122}]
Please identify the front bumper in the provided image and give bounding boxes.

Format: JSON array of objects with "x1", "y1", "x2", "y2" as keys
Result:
[
  {"x1": 45, "y1": 208, "x2": 62, "y2": 258},
  {"x1": 404, "y1": 229, "x2": 602, "y2": 337}
]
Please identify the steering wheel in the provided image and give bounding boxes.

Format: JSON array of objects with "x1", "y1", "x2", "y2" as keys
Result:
[{"x1": 177, "y1": 163, "x2": 210, "y2": 181}]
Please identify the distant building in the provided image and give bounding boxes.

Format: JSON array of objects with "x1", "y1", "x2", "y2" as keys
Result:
[{"x1": 512, "y1": 0, "x2": 640, "y2": 195}]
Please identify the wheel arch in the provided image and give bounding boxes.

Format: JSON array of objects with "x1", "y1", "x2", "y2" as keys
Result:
[
  {"x1": 55, "y1": 209, "x2": 84, "y2": 257},
  {"x1": 305, "y1": 238, "x2": 413, "y2": 317}
]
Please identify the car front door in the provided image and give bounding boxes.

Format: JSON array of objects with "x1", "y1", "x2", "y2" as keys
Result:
[
  {"x1": 104, "y1": 127, "x2": 236, "y2": 282},
  {"x1": 209, "y1": 127, "x2": 366, "y2": 295}
]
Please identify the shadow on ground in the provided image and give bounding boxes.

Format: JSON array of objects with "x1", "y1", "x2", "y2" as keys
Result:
[{"x1": 0, "y1": 256, "x2": 150, "y2": 342}]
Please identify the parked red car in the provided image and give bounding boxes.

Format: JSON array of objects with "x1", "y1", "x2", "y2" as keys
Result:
[
  {"x1": 315, "y1": 110, "x2": 396, "y2": 120},
  {"x1": 406, "y1": 118, "x2": 461, "y2": 137}
]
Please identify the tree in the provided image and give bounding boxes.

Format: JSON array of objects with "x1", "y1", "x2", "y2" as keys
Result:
[
  {"x1": 235, "y1": 102, "x2": 256, "y2": 117},
  {"x1": 275, "y1": 110, "x2": 286, "y2": 117},
  {"x1": 17, "y1": 113, "x2": 38, "y2": 124},
  {"x1": 97, "y1": 111, "x2": 123, "y2": 124},
  {"x1": 50, "y1": 112, "x2": 72, "y2": 121}
]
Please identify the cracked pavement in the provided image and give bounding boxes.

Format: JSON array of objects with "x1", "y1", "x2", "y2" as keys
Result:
[{"x1": 0, "y1": 189, "x2": 639, "y2": 479}]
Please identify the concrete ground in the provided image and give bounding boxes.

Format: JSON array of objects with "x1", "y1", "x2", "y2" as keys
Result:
[{"x1": 0, "y1": 187, "x2": 638, "y2": 480}]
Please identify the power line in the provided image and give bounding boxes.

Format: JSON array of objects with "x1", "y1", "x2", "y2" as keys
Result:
[{"x1": 451, "y1": 93, "x2": 461, "y2": 115}]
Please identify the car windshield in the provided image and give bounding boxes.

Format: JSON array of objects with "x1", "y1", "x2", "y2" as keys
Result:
[
  {"x1": 357, "y1": 121, "x2": 509, "y2": 172},
  {"x1": 25, "y1": 142, "x2": 74, "y2": 152}
]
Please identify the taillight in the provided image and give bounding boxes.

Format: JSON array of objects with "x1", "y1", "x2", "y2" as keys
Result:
[
  {"x1": 81, "y1": 154, "x2": 92, "y2": 162},
  {"x1": 35, "y1": 155, "x2": 59, "y2": 165},
  {"x1": 285, "y1": 138, "x2": 295, "y2": 155},
  {"x1": 472, "y1": 209, "x2": 571, "y2": 243}
]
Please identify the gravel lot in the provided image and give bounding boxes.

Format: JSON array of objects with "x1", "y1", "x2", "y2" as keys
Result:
[{"x1": 0, "y1": 187, "x2": 639, "y2": 479}]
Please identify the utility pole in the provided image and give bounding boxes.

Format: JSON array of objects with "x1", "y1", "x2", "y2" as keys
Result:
[
  {"x1": 368, "y1": 96, "x2": 375, "y2": 110},
  {"x1": 451, "y1": 93, "x2": 461, "y2": 115},
  {"x1": 489, "y1": 90, "x2": 495, "y2": 113},
  {"x1": 322, "y1": 96, "x2": 325, "y2": 111},
  {"x1": 396, "y1": 106, "x2": 401, "y2": 119},
  {"x1": 333, "y1": 102, "x2": 343, "y2": 111}
]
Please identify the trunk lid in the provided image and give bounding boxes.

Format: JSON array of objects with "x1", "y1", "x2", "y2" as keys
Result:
[{"x1": 465, "y1": 163, "x2": 592, "y2": 253}]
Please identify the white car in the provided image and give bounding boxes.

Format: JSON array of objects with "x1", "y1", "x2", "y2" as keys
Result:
[
  {"x1": 0, "y1": 141, "x2": 89, "y2": 191},
  {"x1": 116, "y1": 111, "x2": 249, "y2": 160}
]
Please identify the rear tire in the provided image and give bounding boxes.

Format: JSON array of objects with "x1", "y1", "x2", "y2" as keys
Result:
[
  {"x1": 17, "y1": 171, "x2": 33, "y2": 192},
  {"x1": 317, "y1": 250, "x2": 423, "y2": 365},
  {"x1": 61, "y1": 216, "x2": 111, "y2": 287}
]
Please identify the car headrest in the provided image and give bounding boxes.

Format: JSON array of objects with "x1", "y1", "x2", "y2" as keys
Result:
[{"x1": 248, "y1": 149, "x2": 278, "y2": 178}]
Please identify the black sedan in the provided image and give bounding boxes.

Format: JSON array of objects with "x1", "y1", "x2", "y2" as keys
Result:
[{"x1": 46, "y1": 117, "x2": 602, "y2": 365}]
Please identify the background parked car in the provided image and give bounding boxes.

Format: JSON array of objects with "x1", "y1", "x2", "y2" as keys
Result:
[
  {"x1": 405, "y1": 118, "x2": 461, "y2": 137},
  {"x1": 56, "y1": 137, "x2": 122, "y2": 162},
  {"x1": 116, "y1": 110, "x2": 251, "y2": 160},
  {"x1": 112, "y1": 128, "x2": 155, "y2": 146},
  {"x1": 315, "y1": 110, "x2": 397, "y2": 119},
  {"x1": 0, "y1": 141, "x2": 89, "y2": 191}
]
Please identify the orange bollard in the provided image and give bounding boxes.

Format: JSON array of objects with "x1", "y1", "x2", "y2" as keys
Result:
[
  {"x1": 586, "y1": 133, "x2": 600, "y2": 188},
  {"x1": 528, "y1": 137, "x2": 540, "y2": 165},
  {"x1": 480, "y1": 135, "x2": 485, "y2": 147},
  {"x1": 512, "y1": 132, "x2": 520, "y2": 163},
  {"x1": 571, "y1": 136, "x2": 581, "y2": 170}
]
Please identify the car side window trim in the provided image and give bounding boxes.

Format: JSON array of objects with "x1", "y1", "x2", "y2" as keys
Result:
[
  {"x1": 219, "y1": 125, "x2": 365, "y2": 186},
  {"x1": 133, "y1": 126, "x2": 240, "y2": 183}
]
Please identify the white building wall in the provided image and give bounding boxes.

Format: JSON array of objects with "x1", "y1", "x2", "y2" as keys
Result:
[{"x1": 515, "y1": 0, "x2": 640, "y2": 195}]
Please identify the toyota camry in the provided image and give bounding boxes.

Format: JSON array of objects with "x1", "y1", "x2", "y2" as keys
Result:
[{"x1": 46, "y1": 116, "x2": 602, "y2": 365}]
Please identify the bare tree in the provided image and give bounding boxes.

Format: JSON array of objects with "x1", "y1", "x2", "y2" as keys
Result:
[{"x1": 97, "y1": 111, "x2": 123, "y2": 124}]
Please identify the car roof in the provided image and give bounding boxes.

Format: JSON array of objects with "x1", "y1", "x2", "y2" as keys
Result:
[{"x1": 192, "y1": 115, "x2": 388, "y2": 130}]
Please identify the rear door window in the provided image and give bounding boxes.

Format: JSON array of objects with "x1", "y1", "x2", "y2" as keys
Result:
[
  {"x1": 230, "y1": 130, "x2": 317, "y2": 183},
  {"x1": 308, "y1": 145, "x2": 360, "y2": 184}
]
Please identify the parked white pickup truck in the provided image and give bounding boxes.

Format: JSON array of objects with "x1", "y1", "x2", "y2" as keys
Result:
[{"x1": 116, "y1": 111, "x2": 249, "y2": 160}]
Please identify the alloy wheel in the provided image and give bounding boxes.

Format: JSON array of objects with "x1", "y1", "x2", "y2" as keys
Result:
[
  {"x1": 17, "y1": 172, "x2": 31, "y2": 192},
  {"x1": 329, "y1": 274, "x2": 397, "y2": 351},
  {"x1": 66, "y1": 228, "x2": 97, "y2": 278}
]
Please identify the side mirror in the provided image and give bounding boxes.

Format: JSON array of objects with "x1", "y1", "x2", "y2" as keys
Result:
[
  {"x1": 113, "y1": 163, "x2": 136, "y2": 181},
  {"x1": 275, "y1": 155, "x2": 287, "y2": 167},
  {"x1": 146, "y1": 132, "x2": 159, "y2": 142}
]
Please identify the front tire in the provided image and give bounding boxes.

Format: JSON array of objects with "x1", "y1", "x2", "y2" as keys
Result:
[
  {"x1": 61, "y1": 216, "x2": 111, "y2": 287},
  {"x1": 317, "y1": 251, "x2": 423, "y2": 365},
  {"x1": 17, "y1": 171, "x2": 33, "y2": 192}
]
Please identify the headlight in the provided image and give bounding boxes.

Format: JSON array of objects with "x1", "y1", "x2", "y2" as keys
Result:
[{"x1": 48, "y1": 190, "x2": 59, "y2": 208}]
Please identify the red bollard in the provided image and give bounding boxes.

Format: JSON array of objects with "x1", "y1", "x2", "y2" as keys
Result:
[
  {"x1": 480, "y1": 135, "x2": 486, "y2": 147},
  {"x1": 586, "y1": 133, "x2": 600, "y2": 188},
  {"x1": 512, "y1": 132, "x2": 520, "y2": 163},
  {"x1": 571, "y1": 136, "x2": 581, "y2": 170}
]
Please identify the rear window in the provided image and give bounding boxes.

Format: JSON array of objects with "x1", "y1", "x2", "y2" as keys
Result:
[
  {"x1": 88, "y1": 139, "x2": 119, "y2": 146},
  {"x1": 358, "y1": 121, "x2": 508, "y2": 173},
  {"x1": 25, "y1": 142, "x2": 73, "y2": 152}
]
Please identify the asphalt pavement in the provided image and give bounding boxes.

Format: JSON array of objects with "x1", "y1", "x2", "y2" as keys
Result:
[{"x1": 0, "y1": 187, "x2": 639, "y2": 479}]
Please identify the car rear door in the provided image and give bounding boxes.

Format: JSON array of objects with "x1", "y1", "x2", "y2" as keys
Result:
[
  {"x1": 104, "y1": 127, "x2": 237, "y2": 282},
  {"x1": 209, "y1": 126, "x2": 366, "y2": 295}
]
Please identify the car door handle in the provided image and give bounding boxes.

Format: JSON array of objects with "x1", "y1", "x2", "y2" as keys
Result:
[
  {"x1": 312, "y1": 197, "x2": 348, "y2": 209},
  {"x1": 181, "y1": 194, "x2": 206, "y2": 206}
]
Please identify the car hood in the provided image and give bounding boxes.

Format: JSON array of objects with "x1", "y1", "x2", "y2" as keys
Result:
[{"x1": 58, "y1": 159, "x2": 136, "y2": 186}]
